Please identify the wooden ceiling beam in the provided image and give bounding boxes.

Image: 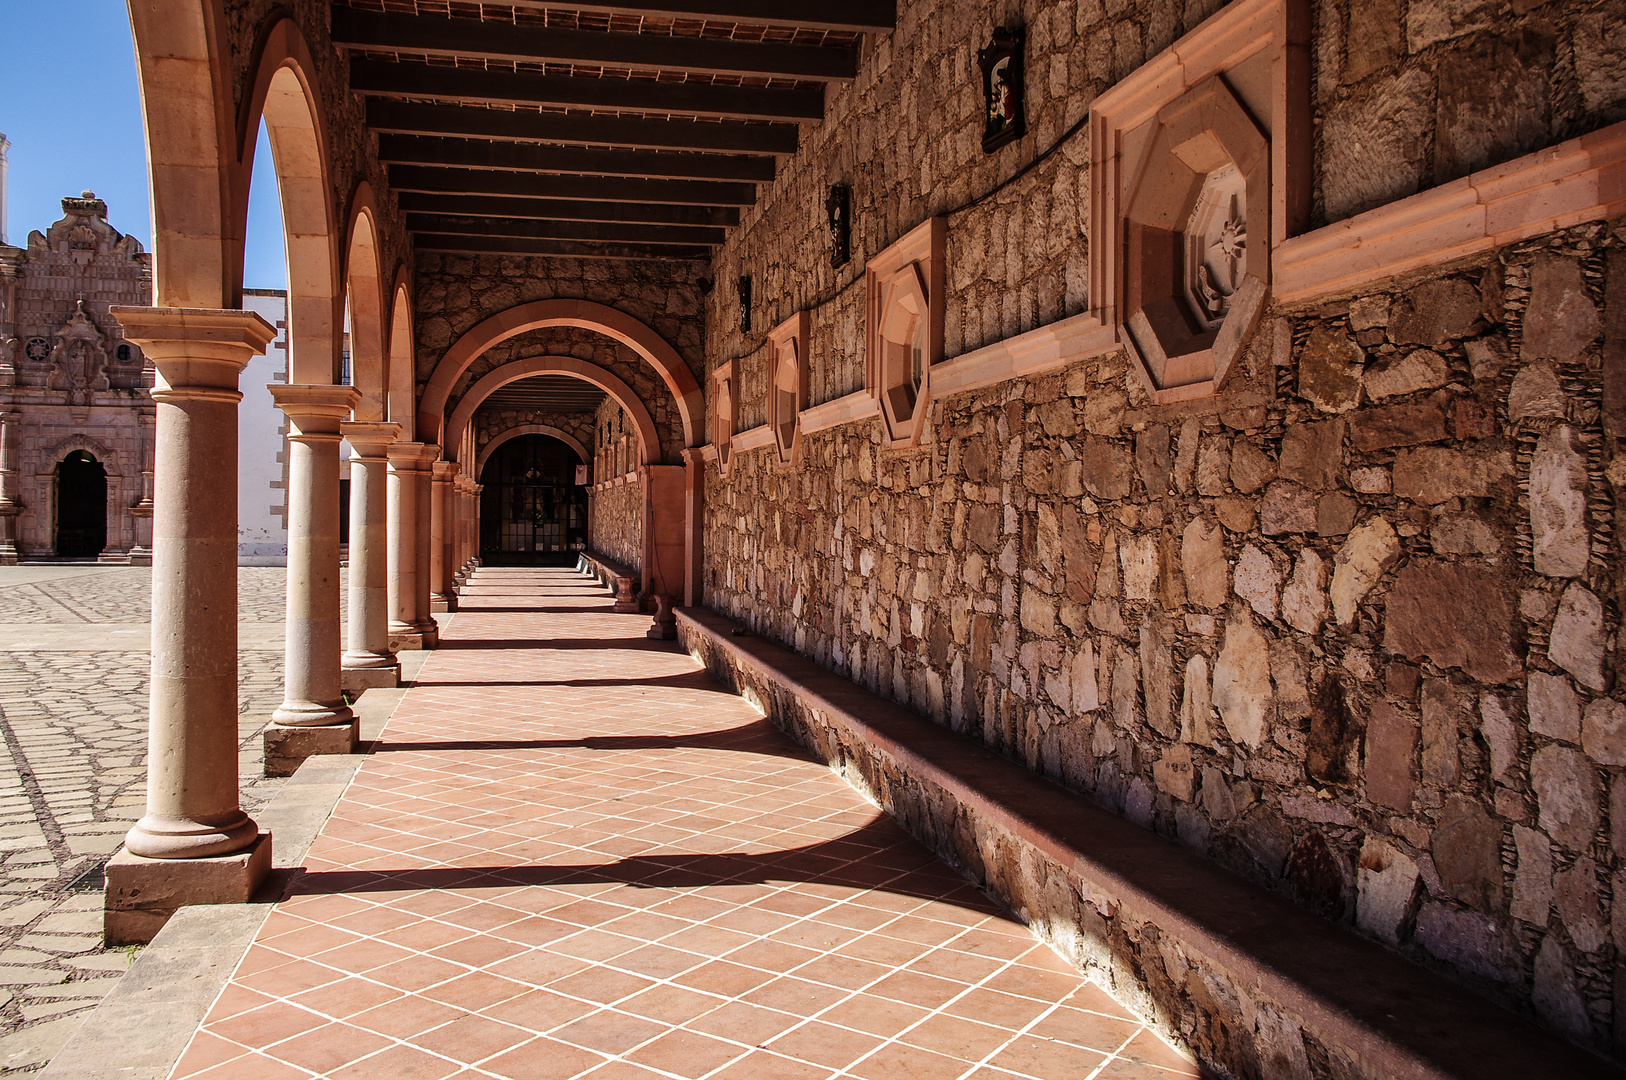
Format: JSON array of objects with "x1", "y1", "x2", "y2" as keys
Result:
[
  {"x1": 332, "y1": 6, "x2": 858, "y2": 80},
  {"x1": 396, "y1": 191, "x2": 740, "y2": 228},
  {"x1": 388, "y1": 164, "x2": 755, "y2": 205},
  {"x1": 350, "y1": 59, "x2": 825, "y2": 122},
  {"x1": 414, "y1": 233, "x2": 711, "y2": 260},
  {"x1": 376, "y1": 135, "x2": 776, "y2": 182},
  {"x1": 495, "y1": 1, "x2": 896, "y2": 33},
  {"x1": 406, "y1": 213, "x2": 725, "y2": 246},
  {"x1": 365, "y1": 100, "x2": 798, "y2": 154}
]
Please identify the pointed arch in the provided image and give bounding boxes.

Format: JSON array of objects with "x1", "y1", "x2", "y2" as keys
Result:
[
  {"x1": 419, "y1": 300, "x2": 701, "y2": 450},
  {"x1": 343, "y1": 183, "x2": 386, "y2": 421},
  {"x1": 444, "y1": 356, "x2": 659, "y2": 468},
  {"x1": 239, "y1": 18, "x2": 341, "y2": 384},
  {"x1": 127, "y1": 0, "x2": 238, "y2": 307}
]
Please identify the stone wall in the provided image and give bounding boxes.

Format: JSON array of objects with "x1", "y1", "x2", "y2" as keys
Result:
[
  {"x1": 1312, "y1": 0, "x2": 1626, "y2": 226},
  {"x1": 704, "y1": 217, "x2": 1626, "y2": 1055},
  {"x1": 703, "y1": 0, "x2": 1626, "y2": 406},
  {"x1": 589, "y1": 397, "x2": 642, "y2": 572}
]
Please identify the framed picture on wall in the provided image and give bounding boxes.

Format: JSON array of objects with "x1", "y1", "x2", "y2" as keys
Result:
[{"x1": 977, "y1": 27, "x2": 1026, "y2": 153}]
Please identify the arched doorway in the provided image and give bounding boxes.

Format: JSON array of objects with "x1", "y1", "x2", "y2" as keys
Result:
[
  {"x1": 479, "y1": 435, "x2": 587, "y2": 566},
  {"x1": 56, "y1": 451, "x2": 107, "y2": 558}
]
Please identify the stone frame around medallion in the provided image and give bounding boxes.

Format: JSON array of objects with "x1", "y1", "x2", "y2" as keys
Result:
[
  {"x1": 865, "y1": 217, "x2": 945, "y2": 449},
  {"x1": 1088, "y1": 0, "x2": 1311, "y2": 404},
  {"x1": 767, "y1": 310, "x2": 810, "y2": 466},
  {"x1": 712, "y1": 357, "x2": 738, "y2": 478}
]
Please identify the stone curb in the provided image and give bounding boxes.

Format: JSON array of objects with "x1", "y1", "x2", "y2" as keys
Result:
[
  {"x1": 37, "y1": 747, "x2": 371, "y2": 1079},
  {"x1": 677, "y1": 607, "x2": 1623, "y2": 1080}
]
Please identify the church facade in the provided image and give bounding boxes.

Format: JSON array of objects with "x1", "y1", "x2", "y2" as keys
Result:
[{"x1": 0, "y1": 192, "x2": 155, "y2": 562}]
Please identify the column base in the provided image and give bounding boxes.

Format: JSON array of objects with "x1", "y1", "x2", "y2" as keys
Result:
[
  {"x1": 389, "y1": 628, "x2": 425, "y2": 651},
  {"x1": 0, "y1": 548, "x2": 16, "y2": 567},
  {"x1": 126, "y1": 547, "x2": 152, "y2": 566},
  {"x1": 264, "y1": 718, "x2": 359, "y2": 777},
  {"x1": 431, "y1": 593, "x2": 457, "y2": 612},
  {"x1": 342, "y1": 663, "x2": 400, "y2": 692},
  {"x1": 104, "y1": 832, "x2": 272, "y2": 946},
  {"x1": 413, "y1": 619, "x2": 440, "y2": 648}
]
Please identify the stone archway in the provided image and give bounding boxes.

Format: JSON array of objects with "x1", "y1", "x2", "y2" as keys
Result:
[
  {"x1": 445, "y1": 356, "x2": 660, "y2": 467},
  {"x1": 477, "y1": 424, "x2": 591, "y2": 476},
  {"x1": 419, "y1": 299, "x2": 702, "y2": 450}
]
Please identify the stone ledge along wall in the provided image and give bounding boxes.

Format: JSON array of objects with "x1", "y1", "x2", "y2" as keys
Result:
[{"x1": 698, "y1": 0, "x2": 1626, "y2": 1062}]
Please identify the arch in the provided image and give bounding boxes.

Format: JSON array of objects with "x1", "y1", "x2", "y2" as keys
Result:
[
  {"x1": 445, "y1": 356, "x2": 660, "y2": 468},
  {"x1": 343, "y1": 184, "x2": 386, "y2": 421},
  {"x1": 419, "y1": 299, "x2": 702, "y2": 450},
  {"x1": 41, "y1": 435, "x2": 123, "y2": 476},
  {"x1": 239, "y1": 19, "x2": 341, "y2": 384},
  {"x1": 477, "y1": 425, "x2": 590, "y2": 477},
  {"x1": 127, "y1": 0, "x2": 237, "y2": 307},
  {"x1": 387, "y1": 265, "x2": 416, "y2": 438}
]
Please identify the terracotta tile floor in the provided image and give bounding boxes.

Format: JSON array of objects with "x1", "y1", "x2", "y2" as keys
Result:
[{"x1": 170, "y1": 568, "x2": 1199, "y2": 1080}]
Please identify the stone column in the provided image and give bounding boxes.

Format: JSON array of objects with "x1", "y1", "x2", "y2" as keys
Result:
[
  {"x1": 430, "y1": 460, "x2": 457, "y2": 611},
  {"x1": 265, "y1": 384, "x2": 360, "y2": 778},
  {"x1": 470, "y1": 482, "x2": 483, "y2": 571},
  {"x1": 413, "y1": 453, "x2": 439, "y2": 645},
  {"x1": 453, "y1": 476, "x2": 472, "y2": 586},
  {"x1": 128, "y1": 411, "x2": 155, "y2": 565},
  {"x1": 0, "y1": 410, "x2": 21, "y2": 564},
  {"x1": 341, "y1": 422, "x2": 400, "y2": 690},
  {"x1": 682, "y1": 447, "x2": 706, "y2": 608},
  {"x1": 386, "y1": 441, "x2": 424, "y2": 651},
  {"x1": 102, "y1": 307, "x2": 276, "y2": 945}
]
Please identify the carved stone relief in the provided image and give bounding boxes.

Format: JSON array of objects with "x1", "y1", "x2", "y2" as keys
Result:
[{"x1": 47, "y1": 301, "x2": 112, "y2": 402}]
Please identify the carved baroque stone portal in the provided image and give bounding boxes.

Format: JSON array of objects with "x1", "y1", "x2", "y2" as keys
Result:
[{"x1": 1121, "y1": 76, "x2": 1269, "y2": 402}]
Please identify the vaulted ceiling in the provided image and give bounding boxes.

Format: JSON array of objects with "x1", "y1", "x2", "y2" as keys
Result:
[{"x1": 334, "y1": 2, "x2": 897, "y2": 261}]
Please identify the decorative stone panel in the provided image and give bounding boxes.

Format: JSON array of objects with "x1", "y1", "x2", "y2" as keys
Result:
[
  {"x1": 767, "y1": 311, "x2": 810, "y2": 466},
  {"x1": 865, "y1": 218, "x2": 945, "y2": 449},
  {"x1": 1089, "y1": 0, "x2": 1311, "y2": 403},
  {"x1": 712, "y1": 357, "x2": 737, "y2": 478}
]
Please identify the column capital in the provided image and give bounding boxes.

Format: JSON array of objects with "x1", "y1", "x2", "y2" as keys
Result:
[
  {"x1": 387, "y1": 441, "x2": 438, "y2": 470},
  {"x1": 110, "y1": 306, "x2": 276, "y2": 396},
  {"x1": 271, "y1": 384, "x2": 362, "y2": 437},
  {"x1": 341, "y1": 421, "x2": 401, "y2": 459},
  {"x1": 431, "y1": 460, "x2": 459, "y2": 482}
]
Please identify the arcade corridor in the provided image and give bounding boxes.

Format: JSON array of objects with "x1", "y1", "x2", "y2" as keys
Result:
[{"x1": 167, "y1": 569, "x2": 1193, "y2": 1080}]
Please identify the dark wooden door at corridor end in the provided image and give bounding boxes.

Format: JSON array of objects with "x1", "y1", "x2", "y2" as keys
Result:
[
  {"x1": 479, "y1": 434, "x2": 588, "y2": 566},
  {"x1": 55, "y1": 450, "x2": 107, "y2": 559}
]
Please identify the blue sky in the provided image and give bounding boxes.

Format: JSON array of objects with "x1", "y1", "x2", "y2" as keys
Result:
[{"x1": 0, "y1": 0, "x2": 288, "y2": 290}]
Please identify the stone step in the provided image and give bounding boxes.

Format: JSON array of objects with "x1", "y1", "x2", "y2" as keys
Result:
[{"x1": 677, "y1": 606, "x2": 1622, "y2": 1080}]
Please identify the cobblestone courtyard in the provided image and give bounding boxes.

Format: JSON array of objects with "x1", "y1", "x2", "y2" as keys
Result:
[{"x1": 0, "y1": 565, "x2": 302, "y2": 1074}]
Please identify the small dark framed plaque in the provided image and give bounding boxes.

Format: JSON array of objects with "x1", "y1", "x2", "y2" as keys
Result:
[
  {"x1": 977, "y1": 27, "x2": 1026, "y2": 153},
  {"x1": 826, "y1": 183, "x2": 851, "y2": 268},
  {"x1": 738, "y1": 275, "x2": 753, "y2": 333}
]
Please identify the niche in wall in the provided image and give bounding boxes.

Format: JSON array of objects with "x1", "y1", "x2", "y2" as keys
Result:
[
  {"x1": 1088, "y1": 0, "x2": 1310, "y2": 403},
  {"x1": 865, "y1": 217, "x2": 945, "y2": 448},
  {"x1": 712, "y1": 357, "x2": 737, "y2": 477},
  {"x1": 767, "y1": 311, "x2": 810, "y2": 465}
]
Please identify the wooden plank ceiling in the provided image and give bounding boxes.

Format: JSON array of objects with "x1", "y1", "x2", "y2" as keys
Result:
[{"x1": 334, "y1": 2, "x2": 896, "y2": 261}]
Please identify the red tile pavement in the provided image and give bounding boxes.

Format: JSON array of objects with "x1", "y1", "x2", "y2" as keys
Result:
[{"x1": 170, "y1": 568, "x2": 1200, "y2": 1080}]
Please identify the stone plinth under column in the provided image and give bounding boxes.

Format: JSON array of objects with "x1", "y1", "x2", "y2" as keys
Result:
[
  {"x1": 104, "y1": 833, "x2": 272, "y2": 945},
  {"x1": 264, "y1": 720, "x2": 361, "y2": 778}
]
